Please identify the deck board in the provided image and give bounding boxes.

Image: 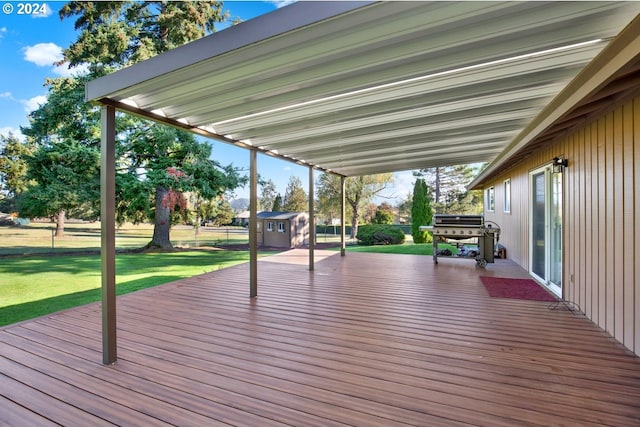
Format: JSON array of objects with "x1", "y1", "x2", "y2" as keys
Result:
[{"x1": 2, "y1": 250, "x2": 640, "y2": 426}]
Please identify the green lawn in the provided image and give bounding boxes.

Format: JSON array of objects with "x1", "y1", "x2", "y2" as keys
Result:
[
  {"x1": 0, "y1": 222, "x2": 249, "y2": 256},
  {"x1": 0, "y1": 224, "x2": 455, "y2": 327},
  {"x1": 0, "y1": 250, "x2": 263, "y2": 327},
  {"x1": 342, "y1": 242, "x2": 435, "y2": 255}
]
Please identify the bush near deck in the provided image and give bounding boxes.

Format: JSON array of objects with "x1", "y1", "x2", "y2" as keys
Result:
[{"x1": 356, "y1": 224, "x2": 405, "y2": 245}]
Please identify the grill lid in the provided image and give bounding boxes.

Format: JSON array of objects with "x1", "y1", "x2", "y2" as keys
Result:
[{"x1": 433, "y1": 215, "x2": 484, "y2": 227}]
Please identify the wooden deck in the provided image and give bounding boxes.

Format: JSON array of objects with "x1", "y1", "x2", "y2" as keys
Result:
[{"x1": 2, "y1": 250, "x2": 640, "y2": 426}]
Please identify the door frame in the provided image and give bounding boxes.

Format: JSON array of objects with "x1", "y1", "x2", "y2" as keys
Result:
[{"x1": 528, "y1": 164, "x2": 563, "y2": 297}]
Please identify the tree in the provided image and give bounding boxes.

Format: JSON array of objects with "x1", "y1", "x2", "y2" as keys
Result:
[
  {"x1": 411, "y1": 178, "x2": 432, "y2": 243},
  {"x1": 199, "y1": 197, "x2": 233, "y2": 226},
  {"x1": 282, "y1": 176, "x2": 307, "y2": 212},
  {"x1": 371, "y1": 202, "x2": 394, "y2": 224},
  {"x1": 115, "y1": 122, "x2": 241, "y2": 249},
  {"x1": 0, "y1": 134, "x2": 34, "y2": 212},
  {"x1": 417, "y1": 164, "x2": 481, "y2": 213},
  {"x1": 56, "y1": 1, "x2": 241, "y2": 249},
  {"x1": 59, "y1": 1, "x2": 228, "y2": 73},
  {"x1": 316, "y1": 173, "x2": 393, "y2": 238},
  {"x1": 259, "y1": 178, "x2": 277, "y2": 211},
  {"x1": 272, "y1": 193, "x2": 283, "y2": 212},
  {"x1": 18, "y1": 76, "x2": 101, "y2": 236},
  {"x1": 21, "y1": 140, "x2": 100, "y2": 236}
]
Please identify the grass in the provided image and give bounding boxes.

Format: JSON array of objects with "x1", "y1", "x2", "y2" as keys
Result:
[
  {"x1": 0, "y1": 223, "x2": 455, "y2": 327},
  {"x1": 0, "y1": 222, "x2": 249, "y2": 256},
  {"x1": 0, "y1": 250, "x2": 270, "y2": 327},
  {"x1": 343, "y1": 242, "x2": 434, "y2": 255}
]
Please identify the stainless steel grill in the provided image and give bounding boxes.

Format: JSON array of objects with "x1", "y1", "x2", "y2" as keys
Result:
[{"x1": 420, "y1": 215, "x2": 500, "y2": 268}]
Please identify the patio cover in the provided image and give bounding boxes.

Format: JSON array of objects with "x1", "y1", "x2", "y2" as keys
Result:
[
  {"x1": 86, "y1": 1, "x2": 640, "y2": 177},
  {"x1": 85, "y1": 1, "x2": 640, "y2": 364}
]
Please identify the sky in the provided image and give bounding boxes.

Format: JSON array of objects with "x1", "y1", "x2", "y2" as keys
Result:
[{"x1": 0, "y1": 1, "x2": 416, "y2": 204}]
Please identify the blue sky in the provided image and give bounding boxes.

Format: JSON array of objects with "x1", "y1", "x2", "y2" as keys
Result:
[{"x1": 0, "y1": 1, "x2": 413, "y2": 203}]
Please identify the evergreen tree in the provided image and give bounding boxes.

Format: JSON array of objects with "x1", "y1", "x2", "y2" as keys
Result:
[
  {"x1": 59, "y1": 1, "x2": 228, "y2": 72},
  {"x1": 19, "y1": 77, "x2": 101, "y2": 236},
  {"x1": 272, "y1": 193, "x2": 283, "y2": 212},
  {"x1": 411, "y1": 178, "x2": 432, "y2": 243},
  {"x1": 51, "y1": 1, "x2": 240, "y2": 249},
  {"x1": 282, "y1": 176, "x2": 307, "y2": 212},
  {"x1": 21, "y1": 140, "x2": 100, "y2": 237},
  {"x1": 0, "y1": 134, "x2": 35, "y2": 212}
]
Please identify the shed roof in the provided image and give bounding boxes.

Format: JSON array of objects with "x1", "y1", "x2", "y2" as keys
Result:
[
  {"x1": 258, "y1": 211, "x2": 307, "y2": 220},
  {"x1": 85, "y1": 1, "x2": 640, "y2": 177}
]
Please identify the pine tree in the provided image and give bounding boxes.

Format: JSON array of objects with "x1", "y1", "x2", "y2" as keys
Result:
[
  {"x1": 411, "y1": 178, "x2": 432, "y2": 243},
  {"x1": 272, "y1": 194, "x2": 283, "y2": 212},
  {"x1": 50, "y1": 1, "x2": 240, "y2": 249}
]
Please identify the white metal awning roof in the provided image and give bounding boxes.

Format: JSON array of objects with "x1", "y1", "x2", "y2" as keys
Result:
[{"x1": 85, "y1": 1, "x2": 640, "y2": 177}]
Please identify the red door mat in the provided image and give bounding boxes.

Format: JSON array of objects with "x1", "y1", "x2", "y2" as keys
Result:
[{"x1": 479, "y1": 276, "x2": 557, "y2": 301}]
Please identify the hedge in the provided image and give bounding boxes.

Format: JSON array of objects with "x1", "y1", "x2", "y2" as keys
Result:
[{"x1": 355, "y1": 224, "x2": 406, "y2": 245}]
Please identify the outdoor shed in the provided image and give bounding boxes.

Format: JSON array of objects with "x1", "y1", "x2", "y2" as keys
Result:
[{"x1": 257, "y1": 211, "x2": 309, "y2": 249}]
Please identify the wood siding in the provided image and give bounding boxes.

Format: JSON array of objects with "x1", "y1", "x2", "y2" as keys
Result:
[{"x1": 483, "y1": 96, "x2": 640, "y2": 355}]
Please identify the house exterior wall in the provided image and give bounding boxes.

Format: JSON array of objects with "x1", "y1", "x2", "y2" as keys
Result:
[
  {"x1": 289, "y1": 215, "x2": 309, "y2": 247},
  {"x1": 482, "y1": 95, "x2": 640, "y2": 356}
]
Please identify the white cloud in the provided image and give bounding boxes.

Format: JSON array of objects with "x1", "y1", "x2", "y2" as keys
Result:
[
  {"x1": 21, "y1": 95, "x2": 47, "y2": 113},
  {"x1": 283, "y1": 166, "x2": 291, "y2": 171},
  {"x1": 23, "y1": 42, "x2": 89, "y2": 77},
  {"x1": 23, "y1": 42, "x2": 63, "y2": 67},
  {"x1": 33, "y1": 3, "x2": 53, "y2": 18},
  {"x1": 0, "y1": 27, "x2": 7, "y2": 39},
  {"x1": 0, "y1": 91, "x2": 11, "y2": 98}
]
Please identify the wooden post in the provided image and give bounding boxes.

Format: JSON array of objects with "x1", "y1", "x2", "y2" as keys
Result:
[
  {"x1": 100, "y1": 106, "x2": 117, "y2": 365},
  {"x1": 249, "y1": 149, "x2": 258, "y2": 297},
  {"x1": 309, "y1": 166, "x2": 315, "y2": 271},
  {"x1": 341, "y1": 175, "x2": 346, "y2": 256}
]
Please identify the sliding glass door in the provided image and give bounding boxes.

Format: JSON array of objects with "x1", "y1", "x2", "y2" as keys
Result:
[{"x1": 530, "y1": 165, "x2": 562, "y2": 296}]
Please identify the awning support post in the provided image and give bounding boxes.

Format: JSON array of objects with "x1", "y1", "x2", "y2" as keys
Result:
[
  {"x1": 100, "y1": 106, "x2": 117, "y2": 365},
  {"x1": 249, "y1": 148, "x2": 258, "y2": 297},
  {"x1": 340, "y1": 176, "x2": 346, "y2": 256},
  {"x1": 308, "y1": 166, "x2": 315, "y2": 271}
]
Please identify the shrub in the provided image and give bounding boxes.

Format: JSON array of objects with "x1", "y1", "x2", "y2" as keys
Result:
[{"x1": 356, "y1": 224, "x2": 405, "y2": 246}]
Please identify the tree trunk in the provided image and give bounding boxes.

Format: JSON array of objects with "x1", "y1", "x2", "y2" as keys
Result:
[
  {"x1": 150, "y1": 186, "x2": 173, "y2": 249},
  {"x1": 350, "y1": 212, "x2": 359, "y2": 239},
  {"x1": 55, "y1": 210, "x2": 65, "y2": 238},
  {"x1": 348, "y1": 195, "x2": 360, "y2": 239}
]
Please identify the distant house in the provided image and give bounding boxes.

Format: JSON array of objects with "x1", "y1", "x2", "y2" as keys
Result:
[
  {"x1": 257, "y1": 212, "x2": 309, "y2": 248},
  {"x1": 233, "y1": 211, "x2": 252, "y2": 226}
]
